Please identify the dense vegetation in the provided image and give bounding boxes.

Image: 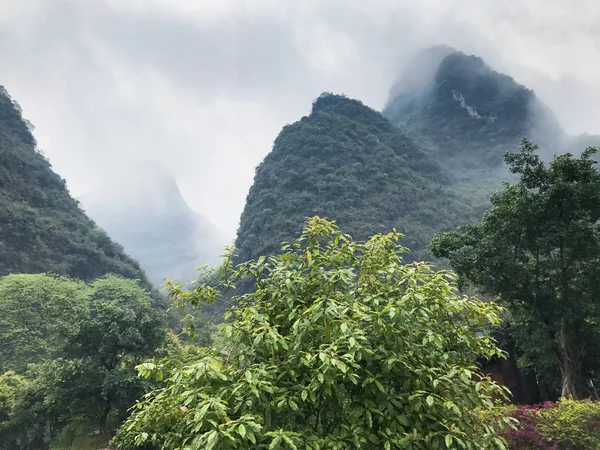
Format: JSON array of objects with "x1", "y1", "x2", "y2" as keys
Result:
[
  {"x1": 235, "y1": 93, "x2": 484, "y2": 265},
  {"x1": 0, "y1": 87, "x2": 148, "y2": 283},
  {"x1": 114, "y1": 218, "x2": 511, "y2": 450},
  {"x1": 5, "y1": 48, "x2": 600, "y2": 450},
  {"x1": 431, "y1": 140, "x2": 600, "y2": 401},
  {"x1": 486, "y1": 399, "x2": 600, "y2": 449},
  {"x1": 0, "y1": 86, "x2": 171, "y2": 449},
  {"x1": 0, "y1": 274, "x2": 165, "y2": 449}
]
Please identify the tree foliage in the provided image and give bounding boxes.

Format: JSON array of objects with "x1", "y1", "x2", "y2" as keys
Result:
[
  {"x1": 485, "y1": 399, "x2": 600, "y2": 449},
  {"x1": 63, "y1": 276, "x2": 166, "y2": 432},
  {"x1": 431, "y1": 139, "x2": 600, "y2": 399},
  {"x1": 0, "y1": 273, "x2": 88, "y2": 373},
  {"x1": 114, "y1": 217, "x2": 510, "y2": 450},
  {"x1": 0, "y1": 274, "x2": 166, "y2": 449}
]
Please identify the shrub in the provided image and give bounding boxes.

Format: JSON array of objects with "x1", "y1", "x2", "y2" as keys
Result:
[
  {"x1": 538, "y1": 398, "x2": 600, "y2": 449},
  {"x1": 113, "y1": 217, "x2": 511, "y2": 449},
  {"x1": 490, "y1": 399, "x2": 600, "y2": 449}
]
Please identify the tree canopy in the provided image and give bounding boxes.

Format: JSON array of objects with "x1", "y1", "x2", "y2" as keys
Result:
[
  {"x1": 0, "y1": 274, "x2": 166, "y2": 449},
  {"x1": 430, "y1": 139, "x2": 600, "y2": 400},
  {"x1": 0, "y1": 274, "x2": 89, "y2": 373},
  {"x1": 114, "y1": 217, "x2": 510, "y2": 450}
]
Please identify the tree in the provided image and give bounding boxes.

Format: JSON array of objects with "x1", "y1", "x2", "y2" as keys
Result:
[
  {"x1": 0, "y1": 274, "x2": 89, "y2": 373},
  {"x1": 0, "y1": 371, "x2": 29, "y2": 449},
  {"x1": 0, "y1": 275, "x2": 166, "y2": 448},
  {"x1": 430, "y1": 139, "x2": 600, "y2": 400},
  {"x1": 113, "y1": 217, "x2": 509, "y2": 450},
  {"x1": 62, "y1": 276, "x2": 166, "y2": 433}
]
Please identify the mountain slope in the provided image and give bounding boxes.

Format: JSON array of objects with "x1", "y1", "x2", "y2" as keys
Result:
[
  {"x1": 80, "y1": 168, "x2": 225, "y2": 286},
  {"x1": 0, "y1": 86, "x2": 148, "y2": 283},
  {"x1": 383, "y1": 47, "x2": 563, "y2": 168},
  {"x1": 235, "y1": 93, "x2": 481, "y2": 263}
]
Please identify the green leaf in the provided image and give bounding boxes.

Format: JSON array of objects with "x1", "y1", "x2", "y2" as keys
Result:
[
  {"x1": 426, "y1": 395, "x2": 434, "y2": 407},
  {"x1": 269, "y1": 435, "x2": 283, "y2": 449},
  {"x1": 205, "y1": 431, "x2": 218, "y2": 450},
  {"x1": 445, "y1": 434, "x2": 454, "y2": 448},
  {"x1": 283, "y1": 434, "x2": 298, "y2": 450}
]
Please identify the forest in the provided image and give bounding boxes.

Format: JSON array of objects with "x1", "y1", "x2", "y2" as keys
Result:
[{"x1": 3, "y1": 48, "x2": 600, "y2": 450}]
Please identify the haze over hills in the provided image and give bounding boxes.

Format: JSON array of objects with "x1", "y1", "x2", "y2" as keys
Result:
[
  {"x1": 384, "y1": 47, "x2": 600, "y2": 168},
  {"x1": 383, "y1": 46, "x2": 564, "y2": 169},
  {"x1": 234, "y1": 47, "x2": 600, "y2": 266},
  {"x1": 0, "y1": 86, "x2": 149, "y2": 284},
  {"x1": 3, "y1": 45, "x2": 600, "y2": 291},
  {"x1": 79, "y1": 166, "x2": 226, "y2": 287}
]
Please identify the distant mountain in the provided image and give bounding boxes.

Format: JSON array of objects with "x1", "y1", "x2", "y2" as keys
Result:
[
  {"x1": 383, "y1": 47, "x2": 564, "y2": 168},
  {"x1": 235, "y1": 93, "x2": 482, "y2": 263},
  {"x1": 0, "y1": 86, "x2": 149, "y2": 283},
  {"x1": 80, "y1": 168, "x2": 224, "y2": 287}
]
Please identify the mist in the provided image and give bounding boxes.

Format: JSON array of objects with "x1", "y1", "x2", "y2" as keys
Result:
[{"x1": 1, "y1": 0, "x2": 599, "y2": 240}]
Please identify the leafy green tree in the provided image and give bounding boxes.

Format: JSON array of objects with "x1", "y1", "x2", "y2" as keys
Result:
[
  {"x1": 430, "y1": 139, "x2": 600, "y2": 400},
  {"x1": 114, "y1": 217, "x2": 509, "y2": 450},
  {"x1": 62, "y1": 276, "x2": 166, "y2": 433},
  {"x1": 0, "y1": 273, "x2": 89, "y2": 373},
  {"x1": 0, "y1": 371, "x2": 29, "y2": 449},
  {"x1": 0, "y1": 275, "x2": 167, "y2": 449}
]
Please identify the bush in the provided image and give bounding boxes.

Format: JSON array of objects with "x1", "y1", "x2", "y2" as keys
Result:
[
  {"x1": 113, "y1": 217, "x2": 511, "y2": 449},
  {"x1": 491, "y1": 399, "x2": 600, "y2": 449},
  {"x1": 538, "y1": 398, "x2": 600, "y2": 449}
]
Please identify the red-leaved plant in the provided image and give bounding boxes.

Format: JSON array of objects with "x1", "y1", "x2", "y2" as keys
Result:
[{"x1": 500, "y1": 402, "x2": 557, "y2": 450}]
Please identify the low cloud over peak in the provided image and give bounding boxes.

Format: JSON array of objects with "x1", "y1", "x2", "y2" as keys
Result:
[{"x1": 1, "y1": 0, "x2": 599, "y2": 238}]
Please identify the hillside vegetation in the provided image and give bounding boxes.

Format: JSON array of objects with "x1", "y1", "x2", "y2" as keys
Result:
[
  {"x1": 235, "y1": 93, "x2": 483, "y2": 263},
  {"x1": 5, "y1": 46, "x2": 600, "y2": 450},
  {"x1": 0, "y1": 87, "x2": 148, "y2": 283}
]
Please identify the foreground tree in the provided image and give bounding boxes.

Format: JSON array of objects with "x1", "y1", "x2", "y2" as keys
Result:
[
  {"x1": 114, "y1": 217, "x2": 509, "y2": 450},
  {"x1": 430, "y1": 140, "x2": 600, "y2": 399},
  {"x1": 0, "y1": 371, "x2": 28, "y2": 448}
]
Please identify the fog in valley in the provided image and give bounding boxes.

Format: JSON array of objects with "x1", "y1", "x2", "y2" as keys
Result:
[{"x1": 1, "y1": 0, "x2": 600, "y2": 277}]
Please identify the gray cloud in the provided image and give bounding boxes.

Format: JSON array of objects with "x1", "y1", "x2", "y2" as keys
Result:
[{"x1": 1, "y1": 0, "x2": 600, "y2": 238}]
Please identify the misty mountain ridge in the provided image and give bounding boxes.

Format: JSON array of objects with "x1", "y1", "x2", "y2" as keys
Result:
[
  {"x1": 234, "y1": 92, "x2": 484, "y2": 265},
  {"x1": 0, "y1": 86, "x2": 149, "y2": 284},
  {"x1": 235, "y1": 46, "x2": 600, "y2": 267},
  {"x1": 3, "y1": 45, "x2": 599, "y2": 291},
  {"x1": 80, "y1": 167, "x2": 225, "y2": 287},
  {"x1": 383, "y1": 46, "x2": 567, "y2": 169}
]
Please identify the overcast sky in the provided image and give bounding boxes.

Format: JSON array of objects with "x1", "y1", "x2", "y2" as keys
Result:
[{"x1": 1, "y1": 0, "x2": 600, "y2": 238}]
